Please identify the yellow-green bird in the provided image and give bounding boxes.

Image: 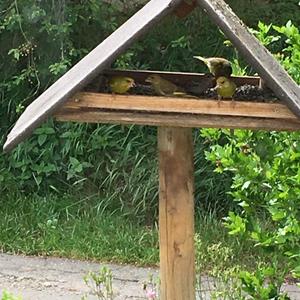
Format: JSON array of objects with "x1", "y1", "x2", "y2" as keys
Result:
[
  {"x1": 215, "y1": 76, "x2": 236, "y2": 100},
  {"x1": 109, "y1": 76, "x2": 135, "y2": 94},
  {"x1": 145, "y1": 74, "x2": 187, "y2": 97},
  {"x1": 194, "y1": 56, "x2": 232, "y2": 78}
]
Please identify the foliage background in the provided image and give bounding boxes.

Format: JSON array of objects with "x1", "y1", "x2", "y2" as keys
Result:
[{"x1": 1, "y1": 0, "x2": 299, "y2": 219}]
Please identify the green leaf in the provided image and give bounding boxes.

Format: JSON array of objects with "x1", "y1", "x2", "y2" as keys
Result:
[
  {"x1": 241, "y1": 181, "x2": 251, "y2": 190},
  {"x1": 38, "y1": 134, "x2": 47, "y2": 146}
]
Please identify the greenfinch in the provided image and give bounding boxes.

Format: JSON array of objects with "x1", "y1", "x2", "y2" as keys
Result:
[
  {"x1": 109, "y1": 76, "x2": 135, "y2": 94},
  {"x1": 194, "y1": 56, "x2": 232, "y2": 78},
  {"x1": 145, "y1": 74, "x2": 187, "y2": 97},
  {"x1": 215, "y1": 76, "x2": 236, "y2": 100}
]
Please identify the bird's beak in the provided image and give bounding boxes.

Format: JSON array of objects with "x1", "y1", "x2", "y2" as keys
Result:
[
  {"x1": 131, "y1": 81, "x2": 136, "y2": 87},
  {"x1": 145, "y1": 77, "x2": 151, "y2": 83},
  {"x1": 193, "y1": 56, "x2": 201, "y2": 60}
]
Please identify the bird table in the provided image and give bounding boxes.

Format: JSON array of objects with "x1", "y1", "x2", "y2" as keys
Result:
[
  {"x1": 4, "y1": 0, "x2": 300, "y2": 299},
  {"x1": 53, "y1": 69, "x2": 300, "y2": 300}
]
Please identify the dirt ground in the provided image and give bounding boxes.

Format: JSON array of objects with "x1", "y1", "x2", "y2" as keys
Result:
[{"x1": 0, "y1": 253, "x2": 299, "y2": 300}]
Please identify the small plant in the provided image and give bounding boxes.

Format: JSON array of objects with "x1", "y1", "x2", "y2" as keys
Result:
[
  {"x1": 82, "y1": 266, "x2": 114, "y2": 300},
  {"x1": 1, "y1": 290, "x2": 22, "y2": 300},
  {"x1": 195, "y1": 235, "x2": 244, "y2": 300},
  {"x1": 143, "y1": 273, "x2": 160, "y2": 299}
]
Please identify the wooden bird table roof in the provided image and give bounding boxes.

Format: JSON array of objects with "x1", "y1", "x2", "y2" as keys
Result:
[{"x1": 3, "y1": 0, "x2": 300, "y2": 152}]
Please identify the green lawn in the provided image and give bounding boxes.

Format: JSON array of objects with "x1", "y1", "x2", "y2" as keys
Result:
[{"x1": 0, "y1": 193, "x2": 282, "y2": 270}]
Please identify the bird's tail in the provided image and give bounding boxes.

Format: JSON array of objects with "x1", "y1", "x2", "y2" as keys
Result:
[
  {"x1": 193, "y1": 56, "x2": 208, "y2": 64},
  {"x1": 173, "y1": 92, "x2": 198, "y2": 99}
]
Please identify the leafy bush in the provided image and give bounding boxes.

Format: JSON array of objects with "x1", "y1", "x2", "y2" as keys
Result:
[{"x1": 203, "y1": 20, "x2": 300, "y2": 295}]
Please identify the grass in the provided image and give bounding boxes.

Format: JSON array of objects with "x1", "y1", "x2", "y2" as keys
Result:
[
  {"x1": 0, "y1": 193, "x2": 284, "y2": 271},
  {"x1": 0, "y1": 193, "x2": 158, "y2": 264}
]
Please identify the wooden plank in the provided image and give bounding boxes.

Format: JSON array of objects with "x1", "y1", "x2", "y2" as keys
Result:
[
  {"x1": 3, "y1": 0, "x2": 182, "y2": 152},
  {"x1": 54, "y1": 110, "x2": 300, "y2": 131},
  {"x1": 158, "y1": 127, "x2": 195, "y2": 300},
  {"x1": 196, "y1": 0, "x2": 300, "y2": 117},
  {"x1": 64, "y1": 92, "x2": 297, "y2": 120}
]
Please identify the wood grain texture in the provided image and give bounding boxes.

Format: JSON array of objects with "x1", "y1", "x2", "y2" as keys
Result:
[
  {"x1": 3, "y1": 0, "x2": 182, "y2": 152},
  {"x1": 63, "y1": 92, "x2": 297, "y2": 120},
  {"x1": 54, "y1": 110, "x2": 300, "y2": 131},
  {"x1": 196, "y1": 0, "x2": 300, "y2": 117},
  {"x1": 158, "y1": 127, "x2": 195, "y2": 300}
]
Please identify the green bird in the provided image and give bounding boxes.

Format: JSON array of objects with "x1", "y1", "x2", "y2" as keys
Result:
[
  {"x1": 109, "y1": 76, "x2": 135, "y2": 94},
  {"x1": 194, "y1": 56, "x2": 232, "y2": 78},
  {"x1": 145, "y1": 74, "x2": 187, "y2": 97},
  {"x1": 216, "y1": 76, "x2": 236, "y2": 100}
]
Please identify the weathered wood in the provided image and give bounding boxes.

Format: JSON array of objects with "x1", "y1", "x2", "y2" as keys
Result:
[
  {"x1": 3, "y1": 0, "x2": 182, "y2": 152},
  {"x1": 63, "y1": 92, "x2": 297, "y2": 120},
  {"x1": 196, "y1": 0, "x2": 300, "y2": 117},
  {"x1": 174, "y1": 0, "x2": 197, "y2": 18},
  {"x1": 158, "y1": 127, "x2": 195, "y2": 300},
  {"x1": 54, "y1": 110, "x2": 300, "y2": 131}
]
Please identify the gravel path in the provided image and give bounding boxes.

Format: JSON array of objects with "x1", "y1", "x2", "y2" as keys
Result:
[
  {"x1": 0, "y1": 253, "x2": 157, "y2": 299},
  {"x1": 0, "y1": 253, "x2": 299, "y2": 299}
]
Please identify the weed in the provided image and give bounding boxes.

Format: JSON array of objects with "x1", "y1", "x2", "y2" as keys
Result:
[
  {"x1": 1, "y1": 291, "x2": 21, "y2": 300},
  {"x1": 143, "y1": 274, "x2": 160, "y2": 300},
  {"x1": 82, "y1": 266, "x2": 114, "y2": 300}
]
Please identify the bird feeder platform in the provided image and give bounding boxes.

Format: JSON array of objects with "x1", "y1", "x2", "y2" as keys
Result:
[{"x1": 55, "y1": 69, "x2": 300, "y2": 132}]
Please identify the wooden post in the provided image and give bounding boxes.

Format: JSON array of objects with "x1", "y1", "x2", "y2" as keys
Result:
[{"x1": 158, "y1": 127, "x2": 195, "y2": 300}]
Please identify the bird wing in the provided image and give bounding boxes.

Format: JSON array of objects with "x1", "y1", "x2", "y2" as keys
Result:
[{"x1": 159, "y1": 78, "x2": 180, "y2": 95}]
